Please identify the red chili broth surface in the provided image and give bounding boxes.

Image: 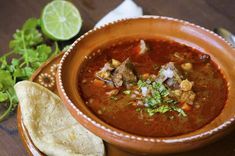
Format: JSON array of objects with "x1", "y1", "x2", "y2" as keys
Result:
[{"x1": 77, "y1": 39, "x2": 228, "y2": 137}]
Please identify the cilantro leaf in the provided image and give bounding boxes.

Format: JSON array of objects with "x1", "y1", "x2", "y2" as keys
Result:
[
  {"x1": 164, "y1": 99, "x2": 178, "y2": 104},
  {"x1": 146, "y1": 105, "x2": 171, "y2": 116},
  {"x1": 137, "y1": 78, "x2": 186, "y2": 117},
  {"x1": 0, "y1": 70, "x2": 14, "y2": 88},
  {"x1": 9, "y1": 18, "x2": 43, "y2": 54},
  {"x1": 137, "y1": 80, "x2": 147, "y2": 88},
  {"x1": 11, "y1": 59, "x2": 20, "y2": 67},
  {"x1": 13, "y1": 68, "x2": 26, "y2": 78},
  {"x1": 23, "y1": 67, "x2": 34, "y2": 77},
  {"x1": 0, "y1": 56, "x2": 8, "y2": 69},
  {"x1": 22, "y1": 18, "x2": 39, "y2": 30},
  {"x1": 7, "y1": 87, "x2": 18, "y2": 105},
  {"x1": 171, "y1": 106, "x2": 187, "y2": 117},
  {"x1": 153, "y1": 82, "x2": 169, "y2": 97},
  {"x1": 145, "y1": 96, "x2": 161, "y2": 107},
  {"x1": 36, "y1": 44, "x2": 52, "y2": 62},
  {"x1": 0, "y1": 83, "x2": 3, "y2": 90},
  {"x1": 0, "y1": 17, "x2": 62, "y2": 122},
  {"x1": 23, "y1": 49, "x2": 38, "y2": 63},
  {"x1": 0, "y1": 92, "x2": 8, "y2": 102}
]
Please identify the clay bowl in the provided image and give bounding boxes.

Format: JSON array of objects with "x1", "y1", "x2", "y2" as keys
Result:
[{"x1": 57, "y1": 16, "x2": 235, "y2": 155}]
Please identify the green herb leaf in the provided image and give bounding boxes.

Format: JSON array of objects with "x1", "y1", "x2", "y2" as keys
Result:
[
  {"x1": 156, "y1": 105, "x2": 171, "y2": 113},
  {"x1": 152, "y1": 90, "x2": 161, "y2": 103},
  {"x1": 23, "y1": 49, "x2": 38, "y2": 63},
  {"x1": 0, "y1": 57, "x2": 7, "y2": 69},
  {"x1": 7, "y1": 87, "x2": 18, "y2": 105},
  {"x1": 137, "y1": 80, "x2": 147, "y2": 88},
  {"x1": 0, "y1": 92, "x2": 8, "y2": 102},
  {"x1": 23, "y1": 67, "x2": 34, "y2": 77},
  {"x1": 36, "y1": 44, "x2": 52, "y2": 62},
  {"x1": 0, "y1": 16, "x2": 62, "y2": 122},
  {"x1": 153, "y1": 82, "x2": 169, "y2": 97},
  {"x1": 11, "y1": 59, "x2": 20, "y2": 67},
  {"x1": 22, "y1": 18, "x2": 39, "y2": 30},
  {"x1": 0, "y1": 83, "x2": 3, "y2": 91},
  {"x1": 145, "y1": 97, "x2": 159, "y2": 107},
  {"x1": 9, "y1": 18, "x2": 43, "y2": 54},
  {"x1": 0, "y1": 70, "x2": 14, "y2": 88},
  {"x1": 146, "y1": 105, "x2": 171, "y2": 116},
  {"x1": 135, "y1": 78, "x2": 186, "y2": 117},
  {"x1": 13, "y1": 68, "x2": 26, "y2": 78},
  {"x1": 171, "y1": 106, "x2": 187, "y2": 117},
  {"x1": 164, "y1": 99, "x2": 178, "y2": 104}
]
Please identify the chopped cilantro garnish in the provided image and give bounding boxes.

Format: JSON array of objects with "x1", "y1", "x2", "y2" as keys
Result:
[
  {"x1": 156, "y1": 105, "x2": 171, "y2": 113},
  {"x1": 146, "y1": 105, "x2": 186, "y2": 117},
  {"x1": 146, "y1": 105, "x2": 171, "y2": 116},
  {"x1": 137, "y1": 80, "x2": 147, "y2": 88},
  {"x1": 152, "y1": 90, "x2": 161, "y2": 103},
  {"x1": 153, "y1": 82, "x2": 169, "y2": 97},
  {"x1": 164, "y1": 99, "x2": 178, "y2": 104},
  {"x1": 134, "y1": 78, "x2": 186, "y2": 117},
  {"x1": 171, "y1": 106, "x2": 187, "y2": 117},
  {"x1": 145, "y1": 97, "x2": 158, "y2": 107},
  {"x1": 144, "y1": 93, "x2": 161, "y2": 108},
  {"x1": 146, "y1": 108, "x2": 155, "y2": 116}
]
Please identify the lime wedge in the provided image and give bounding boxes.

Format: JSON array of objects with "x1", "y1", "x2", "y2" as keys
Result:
[{"x1": 41, "y1": 0, "x2": 82, "y2": 40}]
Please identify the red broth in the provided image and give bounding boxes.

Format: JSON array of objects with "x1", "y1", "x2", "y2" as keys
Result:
[{"x1": 77, "y1": 39, "x2": 228, "y2": 137}]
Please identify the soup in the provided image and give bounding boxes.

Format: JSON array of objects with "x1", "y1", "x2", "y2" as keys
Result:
[{"x1": 77, "y1": 38, "x2": 228, "y2": 137}]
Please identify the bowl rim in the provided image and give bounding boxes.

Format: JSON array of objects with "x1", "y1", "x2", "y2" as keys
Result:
[{"x1": 57, "y1": 15, "x2": 235, "y2": 144}]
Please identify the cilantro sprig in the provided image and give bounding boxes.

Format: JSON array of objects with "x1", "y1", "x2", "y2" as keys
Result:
[{"x1": 0, "y1": 18, "x2": 60, "y2": 121}]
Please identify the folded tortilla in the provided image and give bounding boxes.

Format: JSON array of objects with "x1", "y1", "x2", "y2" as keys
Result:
[{"x1": 15, "y1": 81, "x2": 105, "y2": 156}]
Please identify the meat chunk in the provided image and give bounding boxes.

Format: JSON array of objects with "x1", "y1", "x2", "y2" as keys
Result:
[
  {"x1": 156, "y1": 62, "x2": 182, "y2": 89},
  {"x1": 112, "y1": 58, "x2": 137, "y2": 87},
  {"x1": 96, "y1": 62, "x2": 114, "y2": 83},
  {"x1": 95, "y1": 58, "x2": 137, "y2": 87}
]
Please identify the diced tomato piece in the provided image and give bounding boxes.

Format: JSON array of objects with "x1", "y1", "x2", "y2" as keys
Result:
[{"x1": 181, "y1": 103, "x2": 192, "y2": 111}]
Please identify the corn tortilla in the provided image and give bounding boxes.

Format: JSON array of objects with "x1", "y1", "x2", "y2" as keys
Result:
[{"x1": 15, "y1": 81, "x2": 105, "y2": 156}]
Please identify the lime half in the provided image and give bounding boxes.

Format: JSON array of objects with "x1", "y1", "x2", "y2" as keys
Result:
[{"x1": 41, "y1": 0, "x2": 82, "y2": 40}]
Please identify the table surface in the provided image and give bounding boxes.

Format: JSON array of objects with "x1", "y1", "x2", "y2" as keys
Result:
[{"x1": 0, "y1": 0, "x2": 235, "y2": 155}]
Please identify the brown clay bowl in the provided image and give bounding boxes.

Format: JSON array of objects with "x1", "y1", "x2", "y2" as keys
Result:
[{"x1": 57, "y1": 16, "x2": 235, "y2": 155}]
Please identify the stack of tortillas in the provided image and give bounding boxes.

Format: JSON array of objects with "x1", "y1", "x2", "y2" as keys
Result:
[{"x1": 15, "y1": 81, "x2": 105, "y2": 156}]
